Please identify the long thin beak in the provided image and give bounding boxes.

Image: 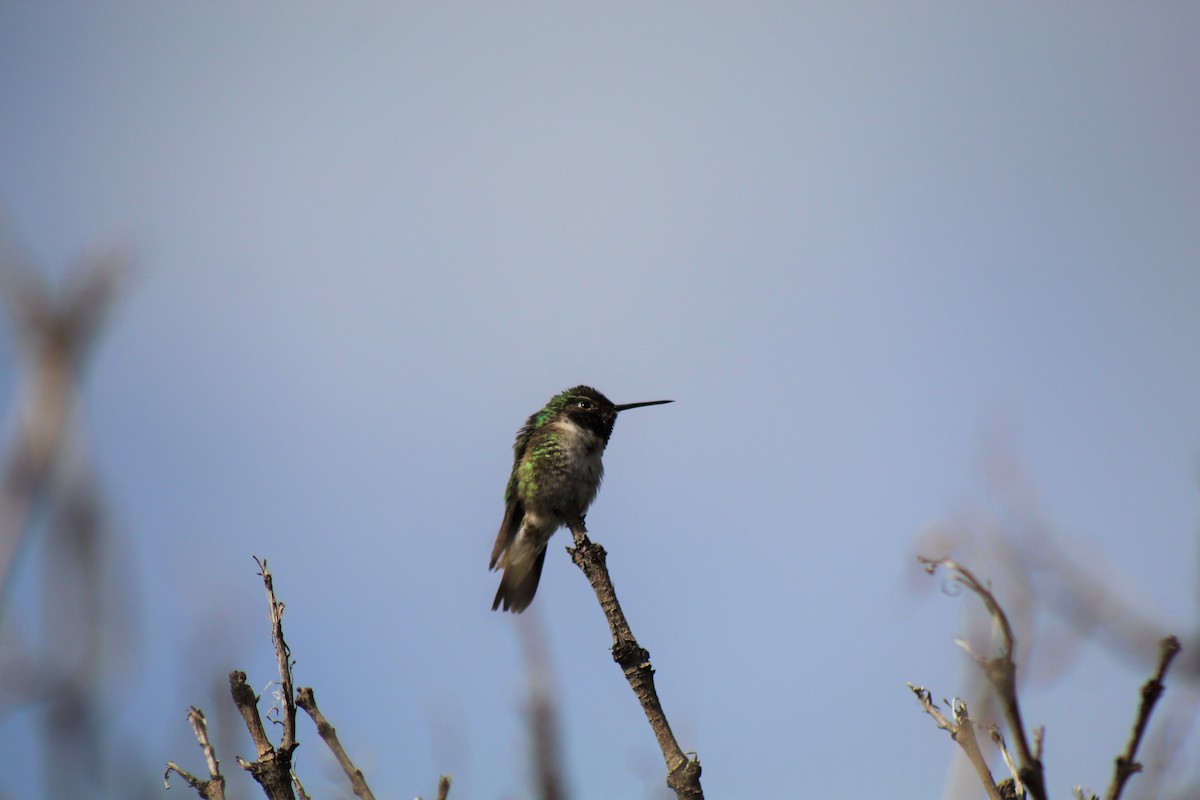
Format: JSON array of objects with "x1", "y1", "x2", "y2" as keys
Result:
[{"x1": 614, "y1": 399, "x2": 674, "y2": 412}]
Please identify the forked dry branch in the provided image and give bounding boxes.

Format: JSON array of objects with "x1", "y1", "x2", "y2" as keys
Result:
[
  {"x1": 166, "y1": 558, "x2": 443, "y2": 800},
  {"x1": 912, "y1": 557, "x2": 1183, "y2": 800}
]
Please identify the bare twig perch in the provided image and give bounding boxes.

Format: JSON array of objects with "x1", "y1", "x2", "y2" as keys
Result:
[
  {"x1": 567, "y1": 520, "x2": 702, "y2": 800},
  {"x1": 1104, "y1": 635, "x2": 1182, "y2": 800}
]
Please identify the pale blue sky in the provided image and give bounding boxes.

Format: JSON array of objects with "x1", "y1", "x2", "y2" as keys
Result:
[{"x1": 1, "y1": 3, "x2": 1198, "y2": 799}]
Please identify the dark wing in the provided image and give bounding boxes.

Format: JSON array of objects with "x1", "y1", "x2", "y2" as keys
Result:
[
  {"x1": 489, "y1": 491, "x2": 523, "y2": 570},
  {"x1": 510, "y1": 411, "x2": 539, "y2": 461},
  {"x1": 489, "y1": 411, "x2": 541, "y2": 569}
]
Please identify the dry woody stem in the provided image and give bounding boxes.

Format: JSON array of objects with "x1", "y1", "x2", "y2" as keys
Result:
[
  {"x1": 914, "y1": 557, "x2": 1185, "y2": 800},
  {"x1": 167, "y1": 558, "x2": 407, "y2": 800},
  {"x1": 164, "y1": 707, "x2": 227, "y2": 800},
  {"x1": 567, "y1": 520, "x2": 703, "y2": 800},
  {"x1": 1104, "y1": 635, "x2": 1182, "y2": 800},
  {"x1": 296, "y1": 687, "x2": 376, "y2": 800},
  {"x1": 908, "y1": 686, "x2": 1004, "y2": 800},
  {"x1": 917, "y1": 557, "x2": 1047, "y2": 800}
]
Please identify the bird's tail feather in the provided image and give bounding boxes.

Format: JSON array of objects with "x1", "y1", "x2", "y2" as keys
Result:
[{"x1": 492, "y1": 546, "x2": 548, "y2": 613}]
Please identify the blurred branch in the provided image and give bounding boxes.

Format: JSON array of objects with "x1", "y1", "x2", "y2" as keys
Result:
[
  {"x1": 918, "y1": 557, "x2": 1047, "y2": 800},
  {"x1": 908, "y1": 685, "x2": 1003, "y2": 800},
  {"x1": 975, "y1": 433, "x2": 1186, "y2": 681},
  {"x1": 916, "y1": 437, "x2": 1200, "y2": 797},
  {"x1": 530, "y1": 681, "x2": 565, "y2": 800},
  {"x1": 165, "y1": 707, "x2": 227, "y2": 800},
  {"x1": 1104, "y1": 635, "x2": 1182, "y2": 800},
  {"x1": 517, "y1": 616, "x2": 566, "y2": 800},
  {"x1": 295, "y1": 687, "x2": 377, "y2": 800},
  {"x1": 0, "y1": 248, "x2": 127, "y2": 797},
  {"x1": 566, "y1": 520, "x2": 703, "y2": 800},
  {"x1": 415, "y1": 775, "x2": 454, "y2": 800},
  {"x1": 0, "y1": 252, "x2": 123, "y2": 605}
]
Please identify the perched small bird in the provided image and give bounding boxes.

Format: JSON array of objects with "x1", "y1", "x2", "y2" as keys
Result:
[{"x1": 489, "y1": 385, "x2": 672, "y2": 612}]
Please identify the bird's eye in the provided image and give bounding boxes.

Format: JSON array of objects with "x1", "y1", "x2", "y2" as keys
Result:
[{"x1": 578, "y1": 400, "x2": 593, "y2": 409}]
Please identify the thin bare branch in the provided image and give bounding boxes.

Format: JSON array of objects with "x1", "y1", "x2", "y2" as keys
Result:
[
  {"x1": 291, "y1": 771, "x2": 311, "y2": 800},
  {"x1": 908, "y1": 684, "x2": 1004, "y2": 800},
  {"x1": 436, "y1": 774, "x2": 452, "y2": 800},
  {"x1": 255, "y1": 556, "x2": 298, "y2": 751},
  {"x1": 164, "y1": 707, "x2": 226, "y2": 800},
  {"x1": 296, "y1": 686, "x2": 376, "y2": 800},
  {"x1": 165, "y1": 763, "x2": 210, "y2": 797},
  {"x1": 224, "y1": 560, "x2": 302, "y2": 800},
  {"x1": 566, "y1": 520, "x2": 702, "y2": 800},
  {"x1": 1105, "y1": 635, "x2": 1183, "y2": 800},
  {"x1": 989, "y1": 726, "x2": 1024, "y2": 798},
  {"x1": 919, "y1": 556, "x2": 1047, "y2": 800}
]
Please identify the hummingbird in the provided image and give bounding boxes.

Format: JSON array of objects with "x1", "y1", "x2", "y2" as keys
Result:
[{"x1": 489, "y1": 385, "x2": 673, "y2": 612}]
